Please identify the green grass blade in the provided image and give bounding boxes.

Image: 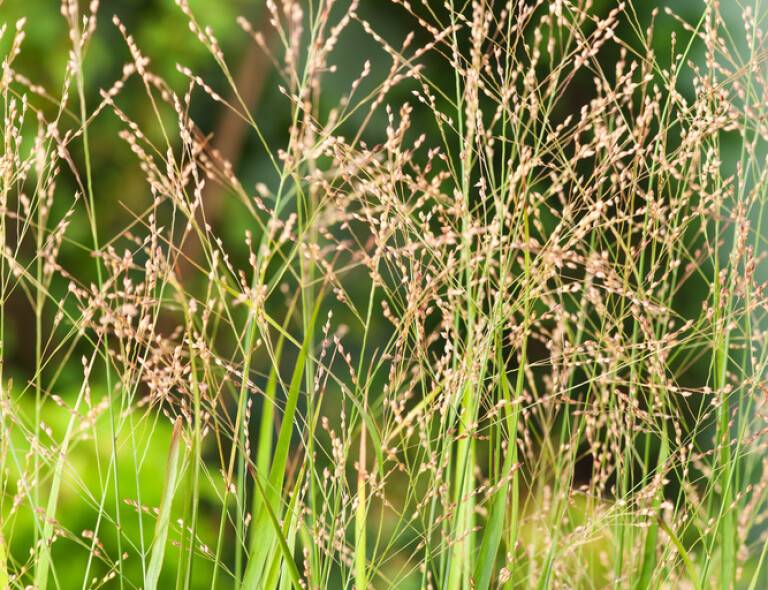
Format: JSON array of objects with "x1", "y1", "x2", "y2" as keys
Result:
[
  {"x1": 242, "y1": 298, "x2": 322, "y2": 589},
  {"x1": 635, "y1": 429, "x2": 669, "y2": 590},
  {"x1": 34, "y1": 359, "x2": 92, "y2": 590},
  {"x1": 657, "y1": 516, "x2": 700, "y2": 590},
  {"x1": 475, "y1": 450, "x2": 514, "y2": 590},
  {"x1": 146, "y1": 417, "x2": 184, "y2": 590},
  {"x1": 747, "y1": 534, "x2": 768, "y2": 590},
  {"x1": 355, "y1": 422, "x2": 368, "y2": 590},
  {"x1": 0, "y1": 531, "x2": 8, "y2": 590},
  {"x1": 250, "y1": 468, "x2": 302, "y2": 590},
  {"x1": 265, "y1": 464, "x2": 305, "y2": 590},
  {"x1": 476, "y1": 357, "x2": 516, "y2": 590}
]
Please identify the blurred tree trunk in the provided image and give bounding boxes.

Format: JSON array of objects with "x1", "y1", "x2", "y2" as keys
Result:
[{"x1": 177, "y1": 7, "x2": 274, "y2": 281}]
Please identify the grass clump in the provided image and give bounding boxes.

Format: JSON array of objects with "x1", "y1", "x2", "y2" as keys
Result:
[{"x1": 1, "y1": 0, "x2": 768, "y2": 588}]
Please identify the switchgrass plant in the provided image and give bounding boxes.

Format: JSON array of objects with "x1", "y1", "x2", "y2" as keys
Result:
[{"x1": 1, "y1": 0, "x2": 768, "y2": 588}]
